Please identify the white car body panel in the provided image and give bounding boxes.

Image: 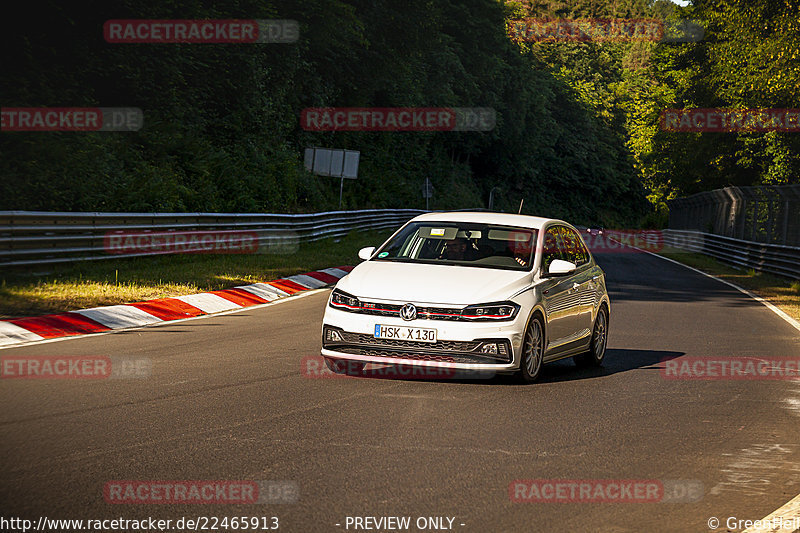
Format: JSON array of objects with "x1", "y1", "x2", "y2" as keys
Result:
[{"x1": 335, "y1": 261, "x2": 531, "y2": 305}]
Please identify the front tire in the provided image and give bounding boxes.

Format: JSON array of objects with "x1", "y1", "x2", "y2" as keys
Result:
[
  {"x1": 324, "y1": 357, "x2": 366, "y2": 374},
  {"x1": 574, "y1": 305, "x2": 608, "y2": 367},
  {"x1": 517, "y1": 315, "x2": 544, "y2": 383}
]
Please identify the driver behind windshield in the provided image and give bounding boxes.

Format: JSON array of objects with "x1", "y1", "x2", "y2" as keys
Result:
[{"x1": 440, "y1": 237, "x2": 478, "y2": 261}]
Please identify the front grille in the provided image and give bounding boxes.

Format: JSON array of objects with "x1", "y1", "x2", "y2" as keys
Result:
[
  {"x1": 418, "y1": 307, "x2": 464, "y2": 321},
  {"x1": 353, "y1": 302, "x2": 465, "y2": 321},
  {"x1": 323, "y1": 326, "x2": 512, "y2": 364},
  {"x1": 358, "y1": 302, "x2": 403, "y2": 317},
  {"x1": 350, "y1": 349, "x2": 457, "y2": 362},
  {"x1": 346, "y1": 332, "x2": 480, "y2": 352},
  {"x1": 336, "y1": 347, "x2": 505, "y2": 365}
]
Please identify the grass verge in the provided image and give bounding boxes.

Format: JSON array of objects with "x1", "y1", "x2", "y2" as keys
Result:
[
  {"x1": 657, "y1": 245, "x2": 800, "y2": 323},
  {"x1": 0, "y1": 229, "x2": 393, "y2": 319}
]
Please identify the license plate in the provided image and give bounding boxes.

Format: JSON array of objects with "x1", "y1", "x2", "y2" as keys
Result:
[{"x1": 374, "y1": 324, "x2": 437, "y2": 343}]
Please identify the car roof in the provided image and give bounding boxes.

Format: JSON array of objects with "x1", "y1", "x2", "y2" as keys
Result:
[{"x1": 411, "y1": 211, "x2": 559, "y2": 230}]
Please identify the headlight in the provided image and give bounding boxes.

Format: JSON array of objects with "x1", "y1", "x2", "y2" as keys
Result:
[
  {"x1": 460, "y1": 301, "x2": 520, "y2": 321},
  {"x1": 329, "y1": 289, "x2": 361, "y2": 311}
]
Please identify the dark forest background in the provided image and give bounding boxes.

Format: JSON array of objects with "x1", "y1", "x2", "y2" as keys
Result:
[{"x1": 1, "y1": 0, "x2": 797, "y2": 227}]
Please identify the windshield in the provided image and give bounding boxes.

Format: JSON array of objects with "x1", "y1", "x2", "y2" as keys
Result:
[{"x1": 373, "y1": 222, "x2": 536, "y2": 271}]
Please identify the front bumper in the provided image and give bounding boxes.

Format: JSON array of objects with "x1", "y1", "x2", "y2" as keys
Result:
[{"x1": 320, "y1": 306, "x2": 525, "y2": 373}]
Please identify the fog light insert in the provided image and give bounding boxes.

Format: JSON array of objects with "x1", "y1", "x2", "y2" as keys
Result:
[
  {"x1": 481, "y1": 343, "x2": 499, "y2": 354},
  {"x1": 325, "y1": 328, "x2": 343, "y2": 343}
]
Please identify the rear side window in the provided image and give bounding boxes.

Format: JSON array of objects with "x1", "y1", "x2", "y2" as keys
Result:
[
  {"x1": 541, "y1": 227, "x2": 564, "y2": 272},
  {"x1": 574, "y1": 230, "x2": 591, "y2": 266},
  {"x1": 562, "y1": 228, "x2": 590, "y2": 266}
]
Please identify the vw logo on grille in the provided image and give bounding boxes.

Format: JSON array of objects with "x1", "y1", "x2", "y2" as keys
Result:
[{"x1": 400, "y1": 303, "x2": 417, "y2": 321}]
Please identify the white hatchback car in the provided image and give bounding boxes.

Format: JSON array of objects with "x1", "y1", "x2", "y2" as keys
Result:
[{"x1": 320, "y1": 212, "x2": 610, "y2": 382}]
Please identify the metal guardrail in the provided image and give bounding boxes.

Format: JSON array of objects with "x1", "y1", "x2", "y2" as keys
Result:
[
  {"x1": 662, "y1": 229, "x2": 800, "y2": 280},
  {"x1": 668, "y1": 185, "x2": 800, "y2": 247},
  {"x1": 0, "y1": 209, "x2": 426, "y2": 268}
]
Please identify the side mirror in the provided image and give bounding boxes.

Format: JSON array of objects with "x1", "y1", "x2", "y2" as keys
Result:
[
  {"x1": 547, "y1": 259, "x2": 577, "y2": 276},
  {"x1": 358, "y1": 246, "x2": 376, "y2": 261}
]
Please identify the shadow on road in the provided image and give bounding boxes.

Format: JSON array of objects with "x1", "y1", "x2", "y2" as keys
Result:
[
  {"x1": 536, "y1": 347, "x2": 683, "y2": 384},
  {"x1": 343, "y1": 348, "x2": 683, "y2": 386}
]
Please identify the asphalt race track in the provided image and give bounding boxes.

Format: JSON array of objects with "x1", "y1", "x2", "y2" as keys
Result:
[{"x1": 2, "y1": 251, "x2": 799, "y2": 532}]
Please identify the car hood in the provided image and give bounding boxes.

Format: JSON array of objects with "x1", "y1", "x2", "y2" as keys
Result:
[{"x1": 335, "y1": 260, "x2": 531, "y2": 305}]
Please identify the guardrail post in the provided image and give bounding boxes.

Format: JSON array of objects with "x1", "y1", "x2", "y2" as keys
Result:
[{"x1": 782, "y1": 198, "x2": 790, "y2": 246}]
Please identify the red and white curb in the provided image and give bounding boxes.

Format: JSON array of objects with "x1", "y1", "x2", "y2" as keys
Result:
[{"x1": 0, "y1": 266, "x2": 352, "y2": 348}]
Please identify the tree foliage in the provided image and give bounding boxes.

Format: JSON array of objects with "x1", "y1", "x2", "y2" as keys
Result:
[{"x1": 1, "y1": 0, "x2": 796, "y2": 227}]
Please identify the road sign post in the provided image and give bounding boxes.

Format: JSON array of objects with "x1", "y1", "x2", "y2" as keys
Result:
[{"x1": 422, "y1": 178, "x2": 434, "y2": 210}]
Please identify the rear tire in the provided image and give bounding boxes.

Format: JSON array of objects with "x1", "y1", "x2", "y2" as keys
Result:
[
  {"x1": 324, "y1": 357, "x2": 366, "y2": 374},
  {"x1": 517, "y1": 315, "x2": 544, "y2": 383},
  {"x1": 574, "y1": 305, "x2": 608, "y2": 368}
]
